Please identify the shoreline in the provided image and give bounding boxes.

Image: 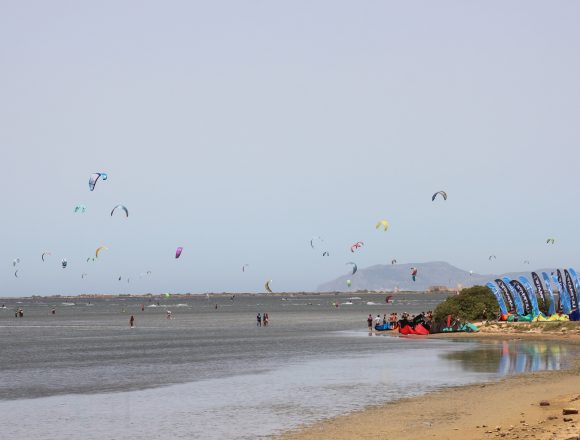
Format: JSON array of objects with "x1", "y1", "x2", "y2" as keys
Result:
[
  {"x1": 280, "y1": 332, "x2": 580, "y2": 440},
  {"x1": 0, "y1": 291, "x2": 450, "y2": 300}
]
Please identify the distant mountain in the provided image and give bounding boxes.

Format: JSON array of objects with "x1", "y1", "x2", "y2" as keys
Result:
[{"x1": 316, "y1": 261, "x2": 557, "y2": 292}]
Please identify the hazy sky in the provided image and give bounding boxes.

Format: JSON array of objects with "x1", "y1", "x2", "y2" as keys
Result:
[{"x1": 1, "y1": 1, "x2": 579, "y2": 297}]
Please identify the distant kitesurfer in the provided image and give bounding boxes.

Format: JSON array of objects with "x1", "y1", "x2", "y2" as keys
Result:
[
  {"x1": 130, "y1": 315, "x2": 135, "y2": 328},
  {"x1": 257, "y1": 313, "x2": 262, "y2": 327},
  {"x1": 367, "y1": 314, "x2": 373, "y2": 330}
]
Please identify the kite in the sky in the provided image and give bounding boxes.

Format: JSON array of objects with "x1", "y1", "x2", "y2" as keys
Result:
[
  {"x1": 95, "y1": 246, "x2": 107, "y2": 258},
  {"x1": 391, "y1": 259, "x2": 397, "y2": 265},
  {"x1": 489, "y1": 255, "x2": 496, "y2": 261},
  {"x1": 350, "y1": 242, "x2": 364, "y2": 253},
  {"x1": 41, "y1": 252, "x2": 51, "y2": 262},
  {"x1": 110, "y1": 204, "x2": 129, "y2": 217},
  {"x1": 375, "y1": 220, "x2": 389, "y2": 231},
  {"x1": 346, "y1": 262, "x2": 357, "y2": 275},
  {"x1": 88, "y1": 173, "x2": 108, "y2": 191},
  {"x1": 265, "y1": 280, "x2": 273, "y2": 293},
  {"x1": 175, "y1": 247, "x2": 183, "y2": 259},
  {"x1": 431, "y1": 191, "x2": 447, "y2": 201},
  {"x1": 310, "y1": 236, "x2": 323, "y2": 249},
  {"x1": 74, "y1": 205, "x2": 87, "y2": 213},
  {"x1": 62, "y1": 259, "x2": 68, "y2": 269},
  {"x1": 546, "y1": 238, "x2": 555, "y2": 245}
]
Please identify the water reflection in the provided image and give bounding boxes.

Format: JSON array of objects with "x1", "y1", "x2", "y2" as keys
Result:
[{"x1": 442, "y1": 341, "x2": 571, "y2": 376}]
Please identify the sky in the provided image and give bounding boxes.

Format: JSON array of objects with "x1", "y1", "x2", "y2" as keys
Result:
[{"x1": 1, "y1": 1, "x2": 579, "y2": 297}]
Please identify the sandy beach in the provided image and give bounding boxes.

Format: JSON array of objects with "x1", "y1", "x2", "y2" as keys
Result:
[{"x1": 281, "y1": 327, "x2": 580, "y2": 440}]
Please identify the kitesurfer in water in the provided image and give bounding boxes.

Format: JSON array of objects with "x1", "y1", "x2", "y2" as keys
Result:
[{"x1": 129, "y1": 315, "x2": 135, "y2": 328}]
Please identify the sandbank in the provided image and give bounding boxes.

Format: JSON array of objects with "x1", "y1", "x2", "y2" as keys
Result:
[{"x1": 280, "y1": 327, "x2": 580, "y2": 440}]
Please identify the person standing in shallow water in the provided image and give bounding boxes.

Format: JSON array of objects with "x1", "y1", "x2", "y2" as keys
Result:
[
  {"x1": 367, "y1": 314, "x2": 373, "y2": 330},
  {"x1": 129, "y1": 315, "x2": 135, "y2": 328},
  {"x1": 256, "y1": 313, "x2": 262, "y2": 327}
]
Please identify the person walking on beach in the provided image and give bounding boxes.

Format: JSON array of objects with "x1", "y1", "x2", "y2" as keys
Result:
[
  {"x1": 256, "y1": 313, "x2": 262, "y2": 327},
  {"x1": 263, "y1": 312, "x2": 269, "y2": 327},
  {"x1": 129, "y1": 315, "x2": 135, "y2": 328}
]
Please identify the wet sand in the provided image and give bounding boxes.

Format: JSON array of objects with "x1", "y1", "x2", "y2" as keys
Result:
[{"x1": 280, "y1": 328, "x2": 580, "y2": 440}]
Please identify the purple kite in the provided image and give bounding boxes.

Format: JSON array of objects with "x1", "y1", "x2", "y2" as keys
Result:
[{"x1": 175, "y1": 247, "x2": 183, "y2": 259}]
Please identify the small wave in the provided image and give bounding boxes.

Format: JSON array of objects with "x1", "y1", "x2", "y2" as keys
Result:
[
  {"x1": 176, "y1": 304, "x2": 189, "y2": 307},
  {"x1": 61, "y1": 302, "x2": 76, "y2": 306},
  {"x1": 366, "y1": 302, "x2": 378, "y2": 305}
]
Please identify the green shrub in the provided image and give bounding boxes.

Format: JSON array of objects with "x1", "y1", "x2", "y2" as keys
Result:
[{"x1": 433, "y1": 285, "x2": 499, "y2": 322}]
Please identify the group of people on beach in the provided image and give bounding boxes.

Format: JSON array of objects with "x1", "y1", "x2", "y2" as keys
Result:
[
  {"x1": 367, "y1": 310, "x2": 434, "y2": 329},
  {"x1": 256, "y1": 312, "x2": 269, "y2": 327}
]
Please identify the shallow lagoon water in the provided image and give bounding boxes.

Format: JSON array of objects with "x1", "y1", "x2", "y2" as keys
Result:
[{"x1": 0, "y1": 294, "x2": 574, "y2": 439}]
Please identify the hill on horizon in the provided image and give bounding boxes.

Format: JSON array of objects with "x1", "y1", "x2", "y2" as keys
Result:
[{"x1": 316, "y1": 261, "x2": 561, "y2": 292}]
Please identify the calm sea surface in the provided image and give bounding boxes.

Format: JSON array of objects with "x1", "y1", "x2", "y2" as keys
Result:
[{"x1": 0, "y1": 293, "x2": 574, "y2": 439}]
